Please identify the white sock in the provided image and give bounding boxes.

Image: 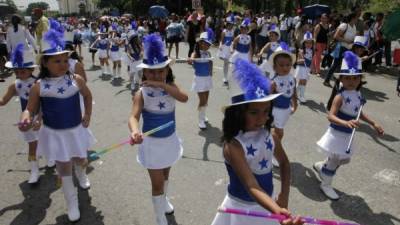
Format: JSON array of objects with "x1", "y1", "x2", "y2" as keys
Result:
[
  {"x1": 112, "y1": 68, "x2": 116, "y2": 77},
  {"x1": 101, "y1": 65, "x2": 104, "y2": 74},
  {"x1": 117, "y1": 66, "x2": 121, "y2": 78}
]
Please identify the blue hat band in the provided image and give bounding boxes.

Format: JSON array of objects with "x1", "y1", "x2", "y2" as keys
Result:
[
  {"x1": 231, "y1": 94, "x2": 246, "y2": 104},
  {"x1": 42, "y1": 46, "x2": 66, "y2": 54},
  {"x1": 354, "y1": 41, "x2": 366, "y2": 47},
  {"x1": 13, "y1": 62, "x2": 34, "y2": 68},
  {"x1": 340, "y1": 69, "x2": 362, "y2": 74},
  {"x1": 143, "y1": 56, "x2": 168, "y2": 66}
]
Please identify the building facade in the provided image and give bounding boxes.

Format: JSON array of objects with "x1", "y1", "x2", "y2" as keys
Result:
[{"x1": 57, "y1": 0, "x2": 98, "y2": 15}]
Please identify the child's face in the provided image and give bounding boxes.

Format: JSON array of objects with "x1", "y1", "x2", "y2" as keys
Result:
[
  {"x1": 304, "y1": 41, "x2": 313, "y2": 49},
  {"x1": 244, "y1": 101, "x2": 271, "y2": 131},
  {"x1": 14, "y1": 68, "x2": 33, "y2": 80},
  {"x1": 273, "y1": 55, "x2": 292, "y2": 75},
  {"x1": 340, "y1": 75, "x2": 361, "y2": 91},
  {"x1": 143, "y1": 67, "x2": 168, "y2": 82},
  {"x1": 240, "y1": 26, "x2": 248, "y2": 34},
  {"x1": 199, "y1": 41, "x2": 210, "y2": 50},
  {"x1": 354, "y1": 46, "x2": 365, "y2": 56},
  {"x1": 44, "y1": 53, "x2": 69, "y2": 77},
  {"x1": 269, "y1": 32, "x2": 279, "y2": 41}
]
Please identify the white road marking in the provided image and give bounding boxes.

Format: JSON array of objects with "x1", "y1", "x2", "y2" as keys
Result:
[{"x1": 373, "y1": 169, "x2": 400, "y2": 186}]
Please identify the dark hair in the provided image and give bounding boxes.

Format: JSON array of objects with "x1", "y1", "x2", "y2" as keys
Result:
[
  {"x1": 221, "y1": 102, "x2": 274, "y2": 142},
  {"x1": 11, "y1": 14, "x2": 22, "y2": 32},
  {"x1": 326, "y1": 75, "x2": 363, "y2": 110},
  {"x1": 38, "y1": 54, "x2": 70, "y2": 79},
  {"x1": 142, "y1": 66, "x2": 174, "y2": 84},
  {"x1": 273, "y1": 53, "x2": 293, "y2": 66},
  {"x1": 128, "y1": 35, "x2": 141, "y2": 55},
  {"x1": 345, "y1": 12, "x2": 358, "y2": 23},
  {"x1": 65, "y1": 43, "x2": 82, "y2": 62}
]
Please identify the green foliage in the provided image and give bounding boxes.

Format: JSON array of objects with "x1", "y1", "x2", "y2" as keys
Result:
[
  {"x1": 0, "y1": 0, "x2": 18, "y2": 18},
  {"x1": 367, "y1": 0, "x2": 400, "y2": 13},
  {"x1": 26, "y1": 2, "x2": 50, "y2": 15}
]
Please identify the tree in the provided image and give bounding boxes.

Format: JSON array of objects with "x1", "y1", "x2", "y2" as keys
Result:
[
  {"x1": 26, "y1": 2, "x2": 49, "y2": 16},
  {"x1": 97, "y1": 0, "x2": 131, "y2": 15},
  {"x1": 367, "y1": 0, "x2": 400, "y2": 13},
  {"x1": 0, "y1": 0, "x2": 18, "y2": 19}
]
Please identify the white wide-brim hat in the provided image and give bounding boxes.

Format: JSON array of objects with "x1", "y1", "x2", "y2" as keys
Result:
[
  {"x1": 353, "y1": 35, "x2": 368, "y2": 49},
  {"x1": 268, "y1": 43, "x2": 296, "y2": 67},
  {"x1": 41, "y1": 30, "x2": 70, "y2": 56},
  {"x1": 334, "y1": 51, "x2": 363, "y2": 76},
  {"x1": 267, "y1": 25, "x2": 281, "y2": 39},
  {"x1": 5, "y1": 50, "x2": 37, "y2": 69},
  {"x1": 199, "y1": 31, "x2": 213, "y2": 45},
  {"x1": 136, "y1": 34, "x2": 172, "y2": 69},
  {"x1": 301, "y1": 31, "x2": 314, "y2": 44}
]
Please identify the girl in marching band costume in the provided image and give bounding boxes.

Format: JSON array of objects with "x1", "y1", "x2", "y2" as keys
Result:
[
  {"x1": 129, "y1": 34, "x2": 188, "y2": 225},
  {"x1": 90, "y1": 25, "x2": 111, "y2": 76},
  {"x1": 314, "y1": 51, "x2": 384, "y2": 200},
  {"x1": 0, "y1": 44, "x2": 41, "y2": 184},
  {"x1": 19, "y1": 28, "x2": 96, "y2": 222},
  {"x1": 258, "y1": 24, "x2": 281, "y2": 77},
  {"x1": 230, "y1": 18, "x2": 253, "y2": 63},
  {"x1": 218, "y1": 14, "x2": 235, "y2": 86},
  {"x1": 110, "y1": 23, "x2": 124, "y2": 80},
  {"x1": 189, "y1": 29, "x2": 214, "y2": 129},
  {"x1": 127, "y1": 25, "x2": 143, "y2": 92},
  {"x1": 211, "y1": 58, "x2": 302, "y2": 225},
  {"x1": 294, "y1": 31, "x2": 314, "y2": 103},
  {"x1": 269, "y1": 42, "x2": 297, "y2": 141}
]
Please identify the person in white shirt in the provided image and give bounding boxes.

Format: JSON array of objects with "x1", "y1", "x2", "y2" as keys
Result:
[{"x1": 6, "y1": 14, "x2": 37, "y2": 55}]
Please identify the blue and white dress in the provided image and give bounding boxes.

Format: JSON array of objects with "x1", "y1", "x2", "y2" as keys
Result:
[
  {"x1": 138, "y1": 86, "x2": 183, "y2": 169},
  {"x1": 294, "y1": 48, "x2": 313, "y2": 80},
  {"x1": 110, "y1": 37, "x2": 122, "y2": 62},
  {"x1": 97, "y1": 38, "x2": 109, "y2": 59},
  {"x1": 192, "y1": 50, "x2": 213, "y2": 92},
  {"x1": 211, "y1": 129, "x2": 278, "y2": 225},
  {"x1": 230, "y1": 34, "x2": 251, "y2": 63},
  {"x1": 15, "y1": 76, "x2": 38, "y2": 143},
  {"x1": 218, "y1": 29, "x2": 234, "y2": 60},
  {"x1": 272, "y1": 74, "x2": 295, "y2": 129},
  {"x1": 259, "y1": 41, "x2": 280, "y2": 76},
  {"x1": 37, "y1": 75, "x2": 96, "y2": 162},
  {"x1": 317, "y1": 90, "x2": 363, "y2": 158}
]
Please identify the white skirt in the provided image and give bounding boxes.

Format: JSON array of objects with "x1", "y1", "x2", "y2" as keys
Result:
[
  {"x1": 294, "y1": 65, "x2": 310, "y2": 80},
  {"x1": 97, "y1": 49, "x2": 108, "y2": 59},
  {"x1": 230, "y1": 51, "x2": 250, "y2": 63},
  {"x1": 211, "y1": 195, "x2": 279, "y2": 225},
  {"x1": 192, "y1": 76, "x2": 213, "y2": 92},
  {"x1": 137, "y1": 131, "x2": 183, "y2": 169},
  {"x1": 19, "y1": 129, "x2": 39, "y2": 143},
  {"x1": 110, "y1": 51, "x2": 122, "y2": 61},
  {"x1": 272, "y1": 107, "x2": 291, "y2": 129},
  {"x1": 37, "y1": 124, "x2": 96, "y2": 162},
  {"x1": 218, "y1": 45, "x2": 231, "y2": 60},
  {"x1": 259, "y1": 60, "x2": 273, "y2": 77},
  {"x1": 130, "y1": 60, "x2": 142, "y2": 74},
  {"x1": 317, "y1": 127, "x2": 356, "y2": 158}
]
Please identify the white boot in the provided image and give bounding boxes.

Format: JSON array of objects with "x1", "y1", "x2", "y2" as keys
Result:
[
  {"x1": 298, "y1": 85, "x2": 306, "y2": 103},
  {"x1": 198, "y1": 107, "x2": 206, "y2": 129},
  {"x1": 152, "y1": 195, "x2": 168, "y2": 225},
  {"x1": 116, "y1": 66, "x2": 121, "y2": 79},
  {"x1": 313, "y1": 161, "x2": 339, "y2": 200},
  {"x1": 28, "y1": 161, "x2": 40, "y2": 184},
  {"x1": 112, "y1": 68, "x2": 117, "y2": 79},
  {"x1": 62, "y1": 176, "x2": 80, "y2": 222},
  {"x1": 164, "y1": 180, "x2": 174, "y2": 215},
  {"x1": 74, "y1": 164, "x2": 90, "y2": 189}
]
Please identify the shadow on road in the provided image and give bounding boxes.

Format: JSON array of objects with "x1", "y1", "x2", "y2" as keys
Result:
[
  {"x1": 357, "y1": 123, "x2": 399, "y2": 154},
  {"x1": 0, "y1": 169, "x2": 58, "y2": 225},
  {"x1": 361, "y1": 86, "x2": 390, "y2": 102},
  {"x1": 198, "y1": 122, "x2": 223, "y2": 161},
  {"x1": 303, "y1": 99, "x2": 328, "y2": 114},
  {"x1": 167, "y1": 213, "x2": 180, "y2": 225},
  {"x1": 331, "y1": 190, "x2": 400, "y2": 225}
]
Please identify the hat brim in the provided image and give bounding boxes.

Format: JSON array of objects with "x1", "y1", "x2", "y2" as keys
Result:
[
  {"x1": 137, "y1": 59, "x2": 172, "y2": 69},
  {"x1": 333, "y1": 72, "x2": 363, "y2": 76},
  {"x1": 5, "y1": 61, "x2": 37, "y2": 69},
  {"x1": 221, "y1": 93, "x2": 282, "y2": 112},
  {"x1": 41, "y1": 50, "x2": 71, "y2": 56},
  {"x1": 267, "y1": 30, "x2": 280, "y2": 39},
  {"x1": 268, "y1": 50, "x2": 296, "y2": 66},
  {"x1": 301, "y1": 38, "x2": 314, "y2": 44}
]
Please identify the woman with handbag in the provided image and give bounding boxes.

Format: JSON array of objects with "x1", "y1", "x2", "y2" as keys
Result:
[
  {"x1": 323, "y1": 12, "x2": 358, "y2": 87},
  {"x1": 312, "y1": 13, "x2": 329, "y2": 76}
]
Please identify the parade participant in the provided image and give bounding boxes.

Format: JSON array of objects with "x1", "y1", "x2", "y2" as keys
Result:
[
  {"x1": 311, "y1": 13, "x2": 329, "y2": 76},
  {"x1": 109, "y1": 23, "x2": 124, "y2": 80},
  {"x1": 189, "y1": 29, "x2": 214, "y2": 129},
  {"x1": 90, "y1": 25, "x2": 111, "y2": 76},
  {"x1": 211, "y1": 58, "x2": 302, "y2": 225},
  {"x1": 217, "y1": 14, "x2": 235, "y2": 86},
  {"x1": 258, "y1": 24, "x2": 281, "y2": 77},
  {"x1": 295, "y1": 31, "x2": 314, "y2": 103},
  {"x1": 314, "y1": 51, "x2": 384, "y2": 200},
  {"x1": 19, "y1": 28, "x2": 95, "y2": 222},
  {"x1": 230, "y1": 18, "x2": 253, "y2": 63},
  {"x1": 269, "y1": 42, "x2": 297, "y2": 141},
  {"x1": 32, "y1": 8, "x2": 48, "y2": 52},
  {"x1": 6, "y1": 14, "x2": 38, "y2": 54},
  {"x1": 126, "y1": 27, "x2": 143, "y2": 92},
  {"x1": 129, "y1": 34, "x2": 188, "y2": 225},
  {"x1": 0, "y1": 44, "x2": 41, "y2": 184},
  {"x1": 166, "y1": 13, "x2": 185, "y2": 59},
  {"x1": 88, "y1": 22, "x2": 98, "y2": 68}
]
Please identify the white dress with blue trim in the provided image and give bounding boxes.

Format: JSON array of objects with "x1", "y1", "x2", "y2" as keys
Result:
[
  {"x1": 37, "y1": 75, "x2": 96, "y2": 162},
  {"x1": 137, "y1": 86, "x2": 183, "y2": 169},
  {"x1": 294, "y1": 48, "x2": 313, "y2": 80},
  {"x1": 230, "y1": 34, "x2": 251, "y2": 63},
  {"x1": 15, "y1": 77, "x2": 38, "y2": 143},
  {"x1": 211, "y1": 129, "x2": 278, "y2": 225},
  {"x1": 110, "y1": 37, "x2": 122, "y2": 61},
  {"x1": 259, "y1": 41, "x2": 280, "y2": 76},
  {"x1": 217, "y1": 29, "x2": 234, "y2": 60},
  {"x1": 191, "y1": 50, "x2": 213, "y2": 92},
  {"x1": 97, "y1": 38, "x2": 109, "y2": 59},
  {"x1": 271, "y1": 74, "x2": 295, "y2": 129},
  {"x1": 317, "y1": 90, "x2": 362, "y2": 158}
]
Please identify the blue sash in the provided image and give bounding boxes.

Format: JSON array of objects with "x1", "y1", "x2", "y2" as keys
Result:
[
  {"x1": 142, "y1": 110, "x2": 176, "y2": 138},
  {"x1": 193, "y1": 61, "x2": 211, "y2": 77},
  {"x1": 273, "y1": 95, "x2": 291, "y2": 109},
  {"x1": 223, "y1": 36, "x2": 233, "y2": 46},
  {"x1": 111, "y1": 45, "x2": 119, "y2": 51},
  {"x1": 236, "y1": 43, "x2": 250, "y2": 53},
  {"x1": 330, "y1": 111, "x2": 356, "y2": 133},
  {"x1": 20, "y1": 98, "x2": 28, "y2": 111}
]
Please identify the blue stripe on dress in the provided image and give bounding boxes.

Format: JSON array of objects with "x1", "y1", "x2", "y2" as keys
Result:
[{"x1": 142, "y1": 110, "x2": 176, "y2": 138}]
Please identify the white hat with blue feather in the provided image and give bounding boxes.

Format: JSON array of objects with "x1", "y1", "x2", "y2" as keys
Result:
[
  {"x1": 334, "y1": 51, "x2": 363, "y2": 76},
  {"x1": 5, "y1": 43, "x2": 37, "y2": 69},
  {"x1": 41, "y1": 24, "x2": 70, "y2": 56},
  {"x1": 268, "y1": 41, "x2": 296, "y2": 66},
  {"x1": 137, "y1": 34, "x2": 171, "y2": 69},
  {"x1": 199, "y1": 28, "x2": 215, "y2": 45}
]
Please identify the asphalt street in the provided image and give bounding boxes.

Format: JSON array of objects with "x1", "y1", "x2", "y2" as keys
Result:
[{"x1": 0, "y1": 43, "x2": 399, "y2": 225}]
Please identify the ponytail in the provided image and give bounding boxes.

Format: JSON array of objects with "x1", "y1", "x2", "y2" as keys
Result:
[{"x1": 326, "y1": 78, "x2": 341, "y2": 111}]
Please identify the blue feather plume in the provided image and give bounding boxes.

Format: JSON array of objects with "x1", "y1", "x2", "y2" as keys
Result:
[
  {"x1": 305, "y1": 31, "x2": 312, "y2": 39},
  {"x1": 44, "y1": 29, "x2": 65, "y2": 49},
  {"x1": 49, "y1": 19, "x2": 64, "y2": 34},
  {"x1": 343, "y1": 51, "x2": 359, "y2": 70},
  {"x1": 131, "y1": 21, "x2": 137, "y2": 30},
  {"x1": 143, "y1": 34, "x2": 164, "y2": 62},
  {"x1": 111, "y1": 23, "x2": 117, "y2": 31},
  {"x1": 279, "y1": 41, "x2": 290, "y2": 52},
  {"x1": 11, "y1": 43, "x2": 24, "y2": 67},
  {"x1": 207, "y1": 28, "x2": 214, "y2": 42},
  {"x1": 100, "y1": 25, "x2": 106, "y2": 33},
  {"x1": 269, "y1": 23, "x2": 276, "y2": 31},
  {"x1": 230, "y1": 14, "x2": 235, "y2": 23},
  {"x1": 241, "y1": 18, "x2": 251, "y2": 27},
  {"x1": 233, "y1": 59, "x2": 271, "y2": 100}
]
